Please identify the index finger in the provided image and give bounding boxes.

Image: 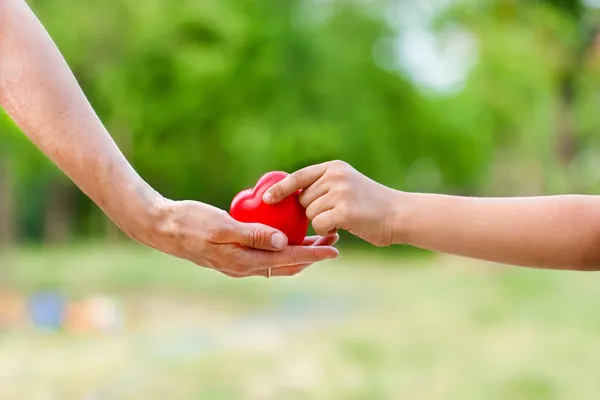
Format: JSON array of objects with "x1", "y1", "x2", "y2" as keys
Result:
[{"x1": 263, "y1": 163, "x2": 328, "y2": 204}]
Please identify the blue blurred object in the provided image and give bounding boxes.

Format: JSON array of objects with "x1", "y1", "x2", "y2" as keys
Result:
[{"x1": 28, "y1": 292, "x2": 66, "y2": 331}]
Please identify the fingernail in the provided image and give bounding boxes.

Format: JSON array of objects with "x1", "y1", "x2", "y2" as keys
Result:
[
  {"x1": 263, "y1": 192, "x2": 274, "y2": 203},
  {"x1": 271, "y1": 232, "x2": 286, "y2": 249}
]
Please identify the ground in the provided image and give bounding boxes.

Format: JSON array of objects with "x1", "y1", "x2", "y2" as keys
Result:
[{"x1": 0, "y1": 245, "x2": 599, "y2": 399}]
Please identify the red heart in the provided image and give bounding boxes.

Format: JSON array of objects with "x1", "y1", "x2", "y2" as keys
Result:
[{"x1": 230, "y1": 171, "x2": 309, "y2": 245}]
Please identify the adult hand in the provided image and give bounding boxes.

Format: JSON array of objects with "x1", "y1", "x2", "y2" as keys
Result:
[
  {"x1": 130, "y1": 198, "x2": 339, "y2": 278},
  {"x1": 0, "y1": 0, "x2": 339, "y2": 278}
]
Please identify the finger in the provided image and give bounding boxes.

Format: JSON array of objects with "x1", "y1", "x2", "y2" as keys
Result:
[
  {"x1": 252, "y1": 264, "x2": 313, "y2": 278},
  {"x1": 301, "y1": 235, "x2": 336, "y2": 246},
  {"x1": 312, "y1": 210, "x2": 340, "y2": 236},
  {"x1": 246, "y1": 245, "x2": 339, "y2": 271},
  {"x1": 300, "y1": 233, "x2": 339, "y2": 247},
  {"x1": 311, "y1": 233, "x2": 340, "y2": 247},
  {"x1": 219, "y1": 221, "x2": 288, "y2": 251},
  {"x1": 301, "y1": 235, "x2": 337, "y2": 246},
  {"x1": 221, "y1": 264, "x2": 311, "y2": 278},
  {"x1": 263, "y1": 164, "x2": 328, "y2": 204},
  {"x1": 301, "y1": 236, "x2": 322, "y2": 246},
  {"x1": 305, "y1": 195, "x2": 334, "y2": 221},
  {"x1": 298, "y1": 180, "x2": 329, "y2": 208},
  {"x1": 270, "y1": 264, "x2": 311, "y2": 277}
]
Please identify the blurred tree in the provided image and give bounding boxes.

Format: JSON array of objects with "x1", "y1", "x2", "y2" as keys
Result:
[
  {"x1": 0, "y1": 111, "x2": 23, "y2": 247},
  {"x1": 435, "y1": 0, "x2": 600, "y2": 194},
  {"x1": 4, "y1": 0, "x2": 600, "y2": 246},
  {"x1": 0, "y1": 149, "x2": 15, "y2": 248}
]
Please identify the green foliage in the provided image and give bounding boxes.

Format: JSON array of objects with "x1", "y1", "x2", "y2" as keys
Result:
[{"x1": 2, "y1": 0, "x2": 600, "y2": 241}]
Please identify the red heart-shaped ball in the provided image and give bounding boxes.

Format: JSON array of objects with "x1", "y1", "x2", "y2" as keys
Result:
[{"x1": 230, "y1": 171, "x2": 309, "y2": 245}]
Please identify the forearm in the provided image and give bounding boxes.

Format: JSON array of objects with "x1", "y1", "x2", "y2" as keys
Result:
[
  {"x1": 0, "y1": 0, "x2": 162, "y2": 236},
  {"x1": 397, "y1": 193, "x2": 600, "y2": 271}
]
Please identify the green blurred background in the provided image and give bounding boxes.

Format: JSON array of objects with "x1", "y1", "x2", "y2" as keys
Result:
[{"x1": 2, "y1": 0, "x2": 600, "y2": 398}]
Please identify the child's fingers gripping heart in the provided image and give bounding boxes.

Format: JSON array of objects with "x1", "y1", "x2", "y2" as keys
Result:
[
  {"x1": 305, "y1": 191, "x2": 335, "y2": 220},
  {"x1": 298, "y1": 178, "x2": 331, "y2": 208},
  {"x1": 263, "y1": 161, "x2": 352, "y2": 235},
  {"x1": 312, "y1": 210, "x2": 342, "y2": 236},
  {"x1": 268, "y1": 160, "x2": 402, "y2": 246},
  {"x1": 263, "y1": 162, "x2": 333, "y2": 204}
]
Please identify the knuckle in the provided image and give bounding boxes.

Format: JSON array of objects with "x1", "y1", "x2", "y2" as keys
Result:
[
  {"x1": 334, "y1": 181, "x2": 351, "y2": 196},
  {"x1": 300, "y1": 198, "x2": 311, "y2": 209},
  {"x1": 294, "y1": 169, "x2": 308, "y2": 182},
  {"x1": 305, "y1": 247, "x2": 319, "y2": 262},
  {"x1": 298, "y1": 192, "x2": 311, "y2": 208},
  {"x1": 287, "y1": 248, "x2": 302, "y2": 266},
  {"x1": 292, "y1": 170, "x2": 309, "y2": 189},
  {"x1": 314, "y1": 227, "x2": 328, "y2": 236},
  {"x1": 270, "y1": 185, "x2": 285, "y2": 199},
  {"x1": 329, "y1": 160, "x2": 348, "y2": 170},
  {"x1": 328, "y1": 161, "x2": 350, "y2": 180},
  {"x1": 336, "y1": 202, "x2": 349, "y2": 218},
  {"x1": 312, "y1": 221, "x2": 329, "y2": 236},
  {"x1": 251, "y1": 227, "x2": 269, "y2": 248},
  {"x1": 214, "y1": 209, "x2": 230, "y2": 219}
]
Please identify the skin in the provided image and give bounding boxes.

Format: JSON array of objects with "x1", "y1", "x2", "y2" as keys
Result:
[
  {"x1": 264, "y1": 160, "x2": 600, "y2": 271},
  {"x1": 0, "y1": 0, "x2": 339, "y2": 278}
]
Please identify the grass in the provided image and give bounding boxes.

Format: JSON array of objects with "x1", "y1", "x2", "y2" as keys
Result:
[{"x1": 1, "y1": 244, "x2": 600, "y2": 399}]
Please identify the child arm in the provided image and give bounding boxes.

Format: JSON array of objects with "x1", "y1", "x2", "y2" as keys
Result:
[{"x1": 265, "y1": 161, "x2": 600, "y2": 271}]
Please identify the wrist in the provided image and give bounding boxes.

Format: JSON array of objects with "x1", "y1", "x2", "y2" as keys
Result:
[
  {"x1": 107, "y1": 181, "x2": 173, "y2": 246},
  {"x1": 390, "y1": 190, "x2": 416, "y2": 245}
]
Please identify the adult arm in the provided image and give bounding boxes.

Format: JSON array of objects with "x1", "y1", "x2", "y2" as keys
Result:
[{"x1": 0, "y1": 0, "x2": 338, "y2": 277}]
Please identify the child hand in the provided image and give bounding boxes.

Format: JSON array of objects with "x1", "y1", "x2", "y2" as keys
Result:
[{"x1": 263, "y1": 161, "x2": 402, "y2": 246}]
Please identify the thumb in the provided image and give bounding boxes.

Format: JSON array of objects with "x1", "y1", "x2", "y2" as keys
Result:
[{"x1": 230, "y1": 222, "x2": 288, "y2": 251}]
